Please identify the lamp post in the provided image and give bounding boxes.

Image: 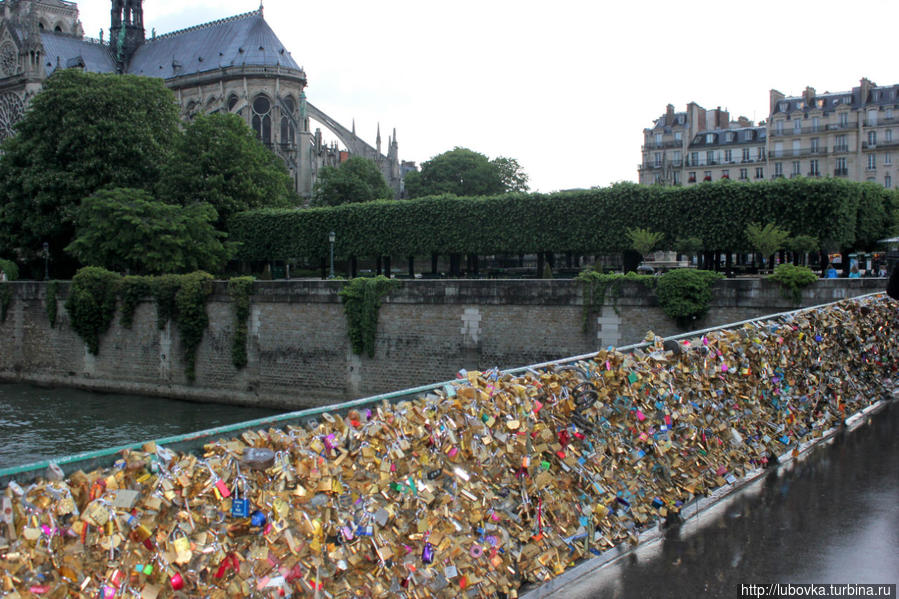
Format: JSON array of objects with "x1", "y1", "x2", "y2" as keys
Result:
[
  {"x1": 328, "y1": 231, "x2": 336, "y2": 279},
  {"x1": 42, "y1": 242, "x2": 49, "y2": 281}
]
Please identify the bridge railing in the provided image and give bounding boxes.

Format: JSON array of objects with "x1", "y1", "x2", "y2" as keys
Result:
[{"x1": 0, "y1": 292, "x2": 886, "y2": 487}]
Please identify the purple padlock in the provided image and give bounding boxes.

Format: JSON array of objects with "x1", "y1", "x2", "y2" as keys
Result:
[{"x1": 422, "y1": 541, "x2": 435, "y2": 564}]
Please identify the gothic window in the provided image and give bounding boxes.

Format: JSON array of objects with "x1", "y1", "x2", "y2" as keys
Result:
[
  {"x1": 0, "y1": 42, "x2": 18, "y2": 77},
  {"x1": 280, "y1": 96, "x2": 295, "y2": 146},
  {"x1": 227, "y1": 94, "x2": 239, "y2": 112},
  {"x1": 0, "y1": 92, "x2": 24, "y2": 143},
  {"x1": 251, "y1": 95, "x2": 271, "y2": 145}
]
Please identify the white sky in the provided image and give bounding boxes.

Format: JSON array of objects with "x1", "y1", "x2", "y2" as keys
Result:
[{"x1": 77, "y1": 0, "x2": 899, "y2": 193}]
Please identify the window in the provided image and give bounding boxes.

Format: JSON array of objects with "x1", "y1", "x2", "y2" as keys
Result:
[
  {"x1": 809, "y1": 159, "x2": 819, "y2": 176},
  {"x1": 724, "y1": 149, "x2": 732, "y2": 163},
  {"x1": 688, "y1": 171, "x2": 696, "y2": 183},
  {"x1": 793, "y1": 120, "x2": 802, "y2": 134},
  {"x1": 722, "y1": 169, "x2": 729, "y2": 179},
  {"x1": 673, "y1": 150, "x2": 682, "y2": 164},
  {"x1": 654, "y1": 133, "x2": 663, "y2": 146},
  {"x1": 706, "y1": 150, "x2": 715, "y2": 165},
  {"x1": 703, "y1": 170, "x2": 712, "y2": 181},
  {"x1": 867, "y1": 109, "x2": 878, "y2": 126},
  {"x1": 774, "y1": 162, "x2": 783, "y2": 177},
  {"x1": 706, "y1": 133, "x2": 715, "y2": 144},
  {"x1": 654, "y1": 152, "x2": 663, "y2": 167},
  {"x1": 742, "y1": 148, "x2": 750, "y2": 161},
  {"x1": 868, "y1": 130, "x2": 877, "y2": 146},
  {"x1": 811, "y1": 117, "x2": 820, "y2": 132},
  {"x1": 887, "y1": 129, "x2": 893, "y2": 143},
  {"x1": 835, "y1": 134, "x2": 848, "y2": 152},
  {"x1": 726, "y1": 132, "x2": 735, "y2": 142},
  {"x1": 757, "y1": 147, "x2": 765, "y2": 160},
  {"x1": 774, "y1": 142, "x2": 783, "y2": 158},
  {"x1": 839, "y1": 112, "x2": 849, "y2": 128},
  {"x1": 744, "y1": 130, "x2": 754, "y2": 142},
  {"x1": 886, "y1": 175, "x2": 892, "y2": 189},
  {"x1": 887, "y1": 109, "x2": 894, "y2": 121},
  {"x1": 885, "y1": 152, "x2": 892, "y2": 166},
  {"x1": 280, "y1": 96, "x2": 296, "y2": 146},
  {"x1": 673, "y1": 171, "x2": 681, "y2": 185},
  {"x1": 836, "y1": 157, "x2": 846, "y2": 170},
  {"x1": 792, "y1": 140, "x2": 800, "y2": 156},
  {"x1": 740, "y1": 168, "x2": 748, "y2": 180},
  {"x1": 251, "y1": 95, "x2": 272, "y2": 145},
  {"x1": 791, "y1": 161, "x2": 801, "y2": 176},
  {"x1": 775, "y1": 120, "x2": 784, "y2": 135},
  {"x1": 227, "y1": 94, "x2": 239, "y2": 112},
  {"x1": 867, "y1": 154, "x2": 877, "y2": 170},
  {"x1": 810, "y1": 137, "x2": 820, "y2": 153},
  {"x1": 674, "y1": 131, "x2": 682, "y2": 142},
  {"x1": 690, "y1": 151, "x2": 699, "y2": 166},
  {"x1": 755, "y1": 167, "x2": 764, "y2": 179}
]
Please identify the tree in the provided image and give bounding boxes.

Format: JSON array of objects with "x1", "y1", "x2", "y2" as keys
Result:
[
  {"x1": 786, "y1": 235, "x2": 819, "y2": 265},
  {"x1": 311, "y1": 156, "x2": 392, "y2": 207},
  {"x1": 627, "y1": 227, "x2": 664, "y2": 260},
  {"x1": 66, "y1": 188, "x2": 232, "y2": 275},
  {"x1": 492, "y1": 156, "x2": 529, "y2": 193},
  {"x1": 675, "y1": 236, "x2": 704, "y2": 263},
  {"x1": 745, "y1": 222, "x2": 790, "y2": 272},
  {"x1": 158, "y1": 113, "x2": 293, "y2": 231},
  {"x1": 406, "y1": 147, "x2": 527, "y2": 198},
  {"x1": 0, "y1": 70, "x2": 180, "y2": 277}
]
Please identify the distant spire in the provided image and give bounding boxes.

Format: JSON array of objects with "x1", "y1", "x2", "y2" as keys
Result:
[
  {"x1": 376, "y1": 123, "x2": 381, "y2": 153},
  {"x1": 259, "y1": 1, "x2": 264, "y2": 15},
  {"x1": 352, "y1": 118, "x2": 355, "y2": 136},
  {"x1": 392, "y1": 127, "x2": 397, "y2": 144}
]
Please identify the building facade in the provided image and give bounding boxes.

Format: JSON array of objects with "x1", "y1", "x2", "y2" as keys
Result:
[
  {"x1": 0, "y1": 0, "x2": 406, "y2": 198},
  {"x1": 639, "y1": 78, "x2": 897, "y2": 190}
]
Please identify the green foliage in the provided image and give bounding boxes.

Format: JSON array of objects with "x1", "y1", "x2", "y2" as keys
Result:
[
  {"x1": 0, "y1": 258, "x2": 18, "y2": 281},
  {"x1": 626, "y1": 227, "x2": 664, "y2": 257},
  {"x1": 0, "y1": 284, "x2": 10, "y2": 323},
  {"x1": 151, "y1": 275, "x2": 181, "y2": 330},
  {"x1": 745, "y1": 222, "x2": 791, "y2": 267},
  {"x1": 173, "y1": 272, "x2": 214, "y2": 382},
  {"x1": 232, "y1": 179, "x2": 875, "y2": 262},
  {"x1": 542, "y1": 263, "x2": 553, "y2": 279},
  {"x1": 655, "y1": 269, "x2": 723, "y2": 327},
  {"x1": 768, "y1": 263, "x2": 818, "y2": 304},
  {"x1": 674, "y1": 237, "x2": 704, "y2": 255},
  {"x1": 406, "y1": 148, "x2": 506, "y2": 198},
  {"x1": 853, "y1": 183, "x2": 892, "y2": 251},
  {"x1": 158, "y1": 113, "x2": 292, "y2": 231},
  {"x1": 339, "y1": 276, "x2": 399, "y2": 357},
  {"x1": 45, "y1": 280, "x2": 58, "y2": 328},
  {"x1": 0, "y1": 70, "x2": 180, "y2": 276},
  {"x1": 66, "y1": 188, "x2": 232, "y2": 275},
  {"x1": 492, "y1": 156, "x2": 529, "y2": 193},
  {"x1": 577, "y1": 271, "x2": 657, "y2": 330},
  {"x1": 120, "y1": 275, "x2": 152, "y2": 329},
  {"x1": 228, "y1": 276, "x2": 255, "y2": 369},
  {"x1": 65, "y1": 267, "x2": 122, "y2": 354},
  {"x1": 311, "y1": 157, "x2": 392, "y2": 207},
  {"x1": 786, "y1": 235, "x2": 819, "y2": 255}
]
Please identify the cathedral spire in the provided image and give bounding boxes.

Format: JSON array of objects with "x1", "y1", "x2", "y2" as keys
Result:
[{"x1": 376, "y1": 123, "x2": 381, "y2": 154}]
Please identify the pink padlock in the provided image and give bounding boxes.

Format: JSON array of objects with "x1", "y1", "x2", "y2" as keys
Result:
[{"x1": 170, "y1": 572, "x2": 184, "y2": 590}]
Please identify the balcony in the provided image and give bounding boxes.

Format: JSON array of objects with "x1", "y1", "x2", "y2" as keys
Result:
[
  {"x1": 769, "y1": 125, "x2": 826, "y2": 137},
  {"x1": 825, "y1": 122, "x2": 854, "y2": 131},
  {"x1": 644, "y1": 140, "x2": 683, "y2": 150},
  {"x1": 807, "y1": 170, "x2": 821, "y2": 177},
  {"x1": 834, "y1": 168, "x2": 849, "y2": 177},
  {"x1": 832, "y1": 145, "x2": 850, "y2": 154},
  {"x1": 862, "y1": 141, "x2": 877, "y2": 150}
]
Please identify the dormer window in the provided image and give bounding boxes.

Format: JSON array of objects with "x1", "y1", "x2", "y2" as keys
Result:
[{"x1": 705, "y1": 133, "x2": 715, "y2": 144}]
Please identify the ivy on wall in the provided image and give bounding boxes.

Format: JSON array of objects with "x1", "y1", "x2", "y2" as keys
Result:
[
  {"x1": 120, "y1": 276, "x2": 151, "y2": 329},
  {"x1": 768, "y1": 264, "x2": 819, "y2": 304},
  {"x1": 228, "y1": 276, "x2": 255, "y2": 369},
  {"x1": 65, "y1": 267, "x2": 122, "y2": 355},
  {"x1": 173, "y1": 272, "x2": 214, "y2": 382},
  {"x1": 655, "y1": 269, "x2": 724, "y2": 327},
  {"x1": 45, "y1": 280, "x2": 58, "y2": 328},
  {"x1": 339, "y1": 276, "x2": 399, "y2": 357},
  {"x1": 0, "y1": 284, "x2": 10, "y2": 323}
]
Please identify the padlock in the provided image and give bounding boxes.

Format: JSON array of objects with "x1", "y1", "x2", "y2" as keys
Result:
[{"x1": 231, "y1": 477, "x2": 250, "y2": 518}]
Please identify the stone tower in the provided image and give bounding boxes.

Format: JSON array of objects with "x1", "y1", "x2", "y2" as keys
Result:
[{"x1": 109, "y1": 0, "x2": 143, "y2": 69}]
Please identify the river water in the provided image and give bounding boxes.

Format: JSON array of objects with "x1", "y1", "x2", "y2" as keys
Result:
[
  {"x1": 0, "y1": 383, "x2": 284, "y2": 469},
  {"x1": 547, "y1": 401, "x2": 899, "y2": 598}
]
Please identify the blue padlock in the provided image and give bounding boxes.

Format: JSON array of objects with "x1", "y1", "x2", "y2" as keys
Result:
[
  {"x1": 250, "y1": 510, "x2": 267, "y2": 527},
  {"x1": 231, "y1": 478, "x2": 249, "y2": 518}
]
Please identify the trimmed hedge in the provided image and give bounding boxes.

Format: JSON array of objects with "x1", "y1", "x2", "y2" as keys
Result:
[{"x1": 229, "y1": 179, "x2": 897, "y2": 261}]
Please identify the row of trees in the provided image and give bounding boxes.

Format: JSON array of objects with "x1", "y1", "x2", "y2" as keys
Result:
[{"x1": 0, "y1": 70, "x2": 294, "y2": 277}]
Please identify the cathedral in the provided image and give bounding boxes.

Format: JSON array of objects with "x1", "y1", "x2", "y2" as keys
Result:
[{"x1": 0, "y1": 0, "x2": 405, "y2": 197}]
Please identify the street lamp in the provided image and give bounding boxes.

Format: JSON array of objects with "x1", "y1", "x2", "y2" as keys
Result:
[
  {"x1": 42, "y1": 242, "x2": 49, "y2": 281},
  {"x1": 328, "y1": 231, "x2": 336, "y2": 279}
]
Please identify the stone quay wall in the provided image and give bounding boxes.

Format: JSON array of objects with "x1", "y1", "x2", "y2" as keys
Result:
[{"x1": 0, "y1": 278, "x2": 884, "y2": 410}]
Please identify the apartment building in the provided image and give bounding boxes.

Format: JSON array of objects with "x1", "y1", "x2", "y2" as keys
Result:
[{"x1": 639, "y1": 78, "x2": 897, "y2": 189}]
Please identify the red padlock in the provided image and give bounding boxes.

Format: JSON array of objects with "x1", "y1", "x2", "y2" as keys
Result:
[{"x1": 170, "y1": 572, "x2": 184, "y2": 590}]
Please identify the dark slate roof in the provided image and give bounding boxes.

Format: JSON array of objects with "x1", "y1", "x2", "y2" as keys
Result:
[
  {"x1": 40, "y1": 31, "x2": 115, "y2": 75},
  {"x1": 772, "y1": 84, "x2": 899, "y2": 115},
  {"x1": 126, "y1": 10, "x2": 301, "y2": 79},
  {"x1": 651, "y1": 112, "x2": 687, "y2": 131},
  {"x1": 689, "y1": 126, "x2": 766, "y2": 148}
]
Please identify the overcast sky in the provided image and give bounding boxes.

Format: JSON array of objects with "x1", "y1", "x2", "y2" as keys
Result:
[{"x1": 78, "y1": 0, "x2": 899, "y2": 192}]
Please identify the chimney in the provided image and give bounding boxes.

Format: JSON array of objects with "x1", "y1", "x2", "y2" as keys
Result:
[
  {"x1": 803, "y1": 86, "x2": 816, "y2": 106},
  {"x1": 859, "y1": 77, "x2": 875, "y2": 105},
  {"x1": 666, "y1": 103, "x2": 675, "y2": 124},
  {"x1": 770, "y1": 89, "x2": 785, "y2": 117}
]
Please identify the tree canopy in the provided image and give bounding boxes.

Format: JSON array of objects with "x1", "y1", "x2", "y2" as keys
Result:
[
  {"x1": 157, "y1": 113, "x2": 293, "y2": 230},
  {"x1": 66, "y1": 188, "x2": 232, "y2": 275},
  {"x1": 0, "y1": 70, "x2": 181, "y2": 275},
  {"x1": 311, "y1": 156, "x2": 392, "y2": 207},
  {"x1": 405, "y1": 147, "x2": 528, "y2": 198}
]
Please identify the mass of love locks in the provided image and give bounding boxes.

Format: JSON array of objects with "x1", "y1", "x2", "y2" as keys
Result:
[{"x1": 1, "y1": 296, "x2": 896, "y2": 599}]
